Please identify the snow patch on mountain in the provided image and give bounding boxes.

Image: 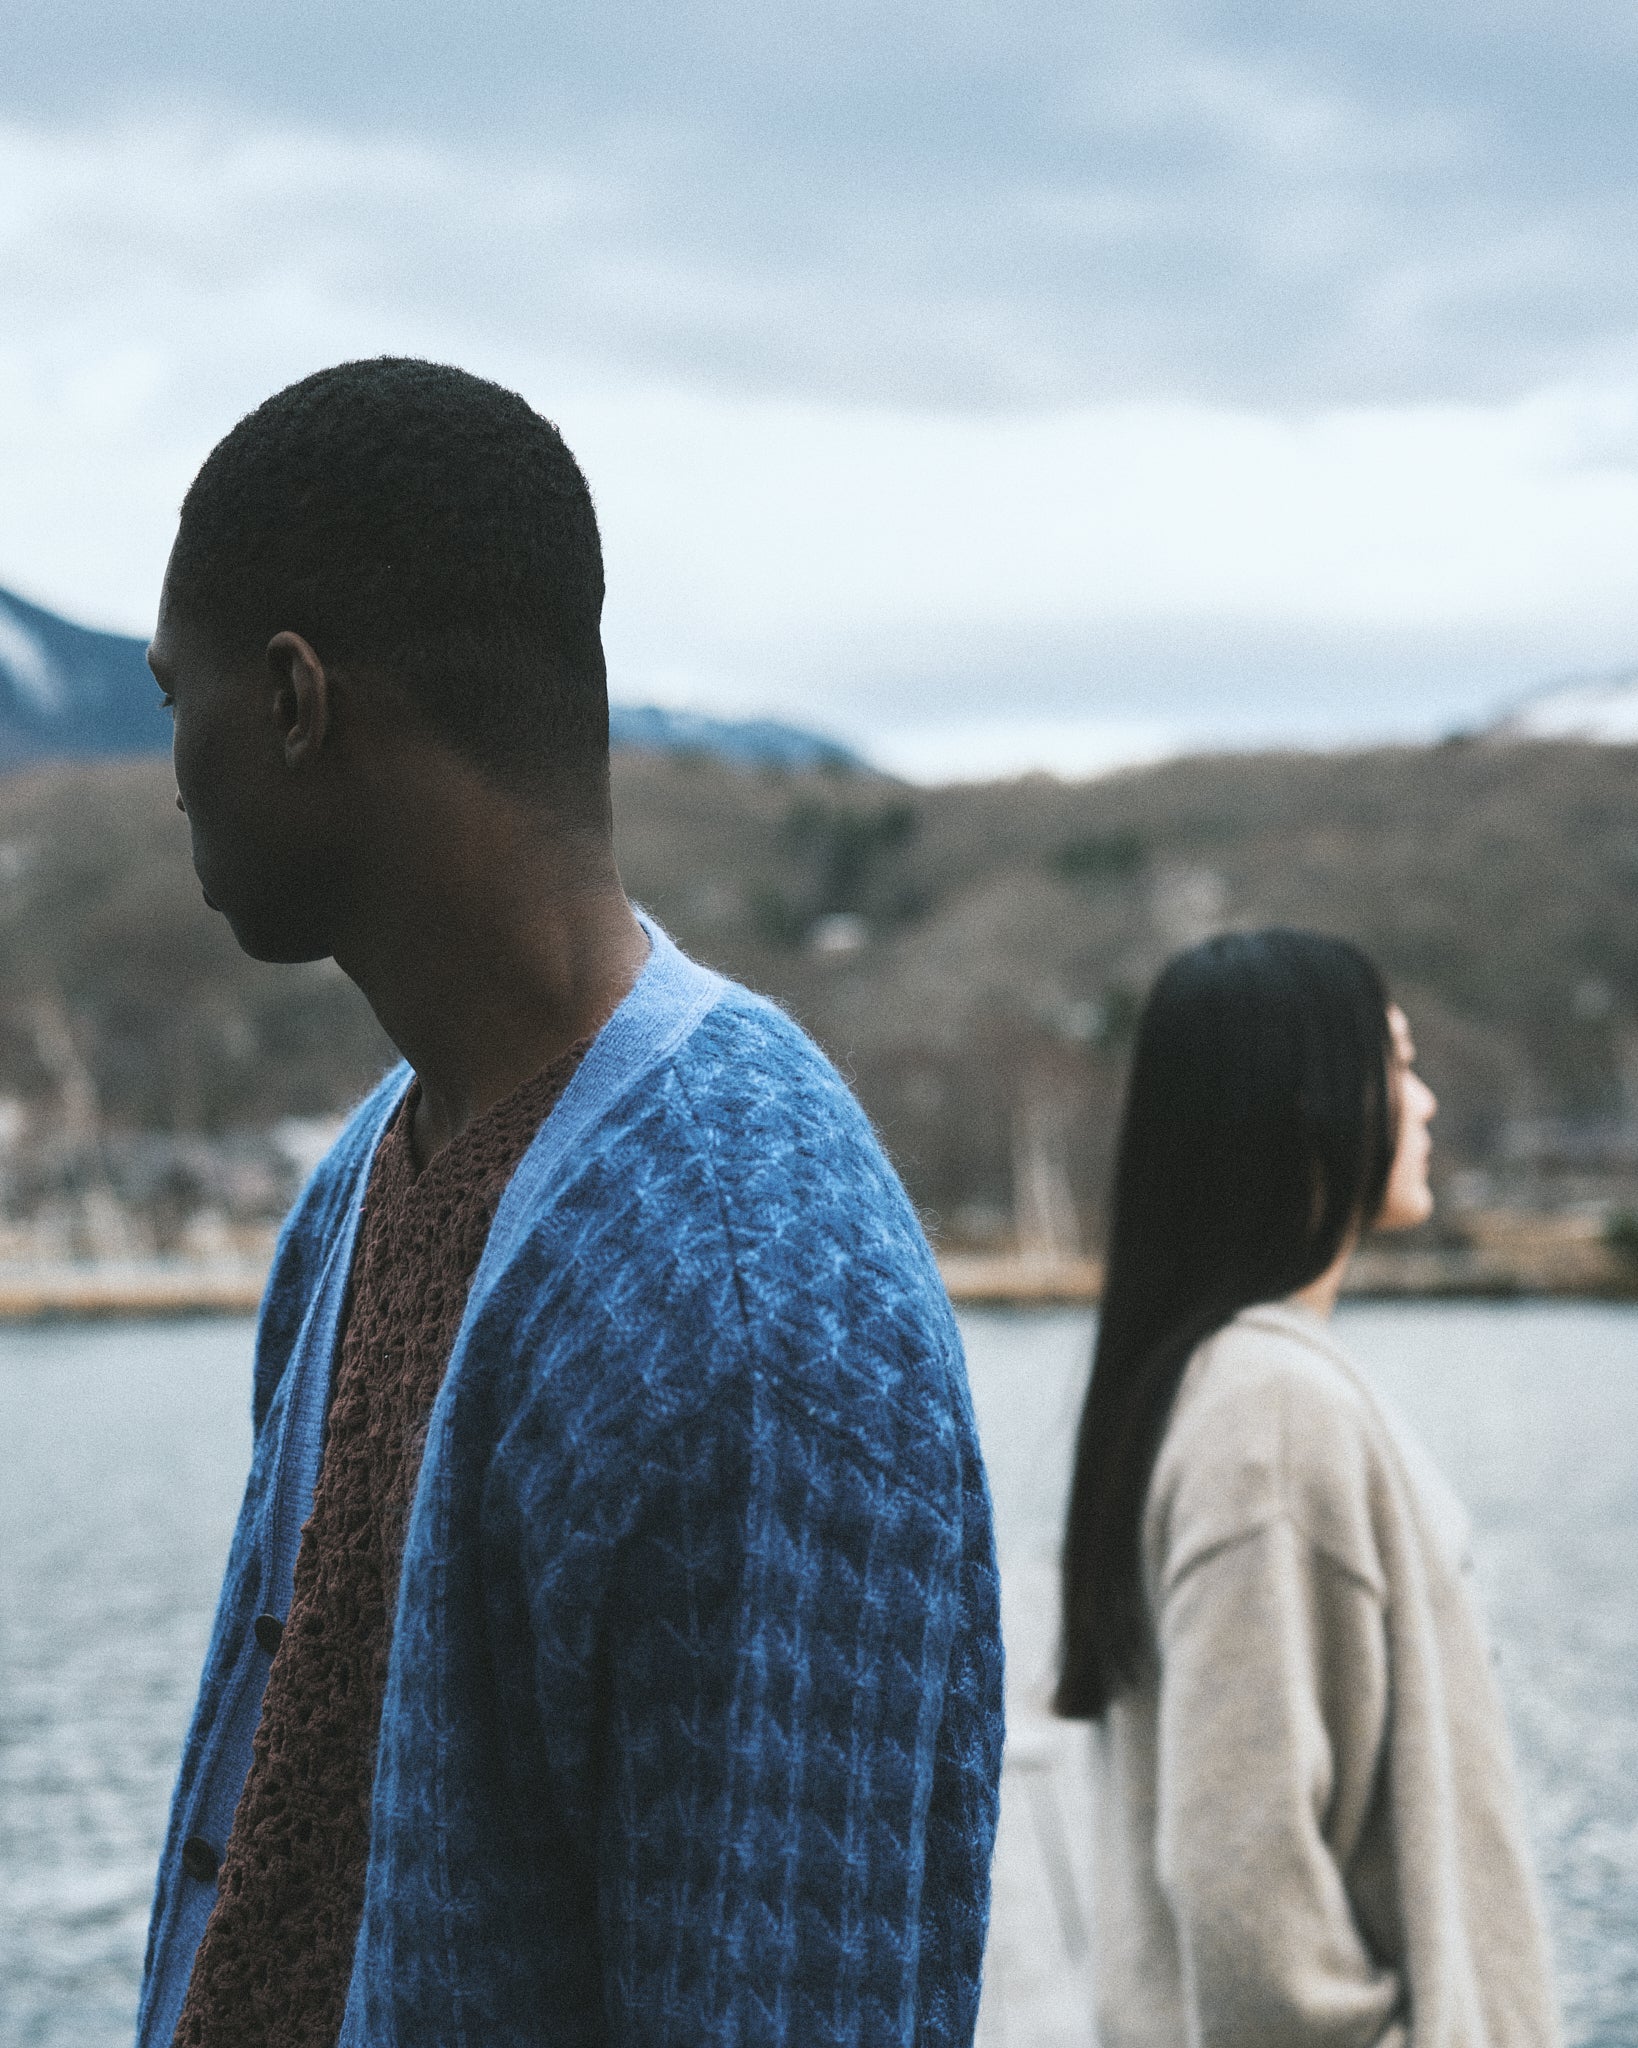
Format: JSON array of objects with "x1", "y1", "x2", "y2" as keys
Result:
[
  {"x1": 0, "y1": 595, "x2": 65, "y2": 715},
  {"x1": 1492, "y1": 672, "x2": 1638, "y2": 743}
]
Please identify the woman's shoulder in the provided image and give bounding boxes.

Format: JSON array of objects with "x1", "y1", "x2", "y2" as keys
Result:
[
  {"x1": 1182, "y1": 1304, "x2": 1379, "y2": 1442},
  {"x1": 1146, "y1": 1306, "x2": 1391, "y2": 1599}
]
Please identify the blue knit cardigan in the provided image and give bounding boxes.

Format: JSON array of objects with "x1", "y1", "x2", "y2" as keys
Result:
[{"x1": 137, "y1": 920, "x2": 1004, "y2": 2047}]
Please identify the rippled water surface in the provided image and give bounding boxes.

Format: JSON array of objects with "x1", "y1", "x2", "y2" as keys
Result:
[
  {"x1": 2, "y1": 1304, "x2": 1635, "y2": 2046},
  {"x1": 0, "y1": 1324, "x2": 250, "y2": 2048}
]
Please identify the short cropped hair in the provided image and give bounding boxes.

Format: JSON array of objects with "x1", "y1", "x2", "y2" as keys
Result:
[{"x1": 168, "y1": 358, "x2": 609, "y2": 807}]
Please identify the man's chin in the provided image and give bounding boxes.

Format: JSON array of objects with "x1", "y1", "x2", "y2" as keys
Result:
[
  {"x1": 235, "y1": 932, "x2": 337, "y2": 967},
  {"x1": 220, "y1": 907, "x2": 334, "y2": 967},
  {"x1": 196, "y1": 876, "x2": 330, "y2": 965}
]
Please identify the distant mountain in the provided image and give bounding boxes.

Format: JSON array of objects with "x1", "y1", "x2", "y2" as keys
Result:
[
  {"x1": 607, "y1": 703, "x2": 862, "y2": 772},
  {"x1": 0, "y1": 586, "x2": 164, "y2": 764},
  {"x1": 0, "y1": 583, "x2": 865, "y2": 773},
  {"x1": 1490, "y1": 669, "x2": 1638, "y2": 743}
]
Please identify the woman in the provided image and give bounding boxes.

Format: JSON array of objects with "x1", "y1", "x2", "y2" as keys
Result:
[{"x1": 1058, "y1": 929, "x2": 1559, "y2": 2047}]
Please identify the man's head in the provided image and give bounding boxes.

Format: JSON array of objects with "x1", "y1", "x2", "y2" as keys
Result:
[{"x1": 150, "y1": 359, "x2": 611, "y2": 961}]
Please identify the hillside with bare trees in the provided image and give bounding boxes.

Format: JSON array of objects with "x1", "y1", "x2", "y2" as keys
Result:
[{"x1": 0, "y1": 738, "x2": 1633, "y2": 1269}]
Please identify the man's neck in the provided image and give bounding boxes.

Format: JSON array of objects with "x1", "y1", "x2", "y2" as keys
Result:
[{"x1": 327, "y1": 757, "x2": 648, "y2": 1165}]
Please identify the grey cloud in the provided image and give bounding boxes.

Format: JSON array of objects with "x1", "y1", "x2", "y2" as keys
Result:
[{"x1": 5, "y1": 3, "x2": 1638, "y2": 409}]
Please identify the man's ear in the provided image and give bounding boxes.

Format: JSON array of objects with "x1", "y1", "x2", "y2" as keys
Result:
[{"x1": 265, "y1": 632, "x2": 332, "y2": 768}]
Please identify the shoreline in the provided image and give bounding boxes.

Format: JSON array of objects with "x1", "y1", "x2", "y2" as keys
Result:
[
  {"x1": 0, "y1": 1245, "x2": 1633, "y2": 1322},
  {"x1": 0, "y1": 1259, "x2": 269, "y2": 1321}
]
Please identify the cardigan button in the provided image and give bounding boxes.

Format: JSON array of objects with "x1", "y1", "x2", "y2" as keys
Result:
[
  {"x1": 253, "y1": 1612, "x2": 285, "y2": 1655},
  {"x1": 181, "y1": 1836, "x2": 220, "y2": 1885}
]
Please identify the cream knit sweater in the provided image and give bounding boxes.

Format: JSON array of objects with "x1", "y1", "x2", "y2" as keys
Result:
[{"x1": 1090, "y1": 1305, "x2": 1560, "y2": 2048}]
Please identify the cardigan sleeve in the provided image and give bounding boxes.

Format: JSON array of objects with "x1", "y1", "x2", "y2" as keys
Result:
[
  {"x1": 592, "y1": 1377, "x2": 976, "y2": 2047},
  {"x1": 1153, "y1": 1518, "x2": 1406, "y2": 2048}
]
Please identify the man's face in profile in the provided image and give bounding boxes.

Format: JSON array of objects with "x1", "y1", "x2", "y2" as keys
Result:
[{"x1": 147, "y1": 573, "x2": 339, "y2": 966}]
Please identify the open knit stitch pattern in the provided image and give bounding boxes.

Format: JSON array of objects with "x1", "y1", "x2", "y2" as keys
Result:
[
  {"x1": 173, "y1": 1045, "x2": 586, "y2": 2048},
  {"x1": 142, "y1": 970, "x2": 1004, "y2": 2048}
]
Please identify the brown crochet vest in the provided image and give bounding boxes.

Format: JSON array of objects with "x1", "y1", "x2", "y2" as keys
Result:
[{"x1": 173, "y1": 1044, "x2": 586, "y2": 2047}]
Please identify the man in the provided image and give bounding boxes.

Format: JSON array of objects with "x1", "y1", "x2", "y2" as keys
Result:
[{"x1": 135, "y1": 358, "x2": 1002, "y2": 2048}]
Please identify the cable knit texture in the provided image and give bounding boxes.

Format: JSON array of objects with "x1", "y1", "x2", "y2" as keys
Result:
[
  {"x1": 173, "y1": 1044, "x2": 586, "y2": 2048},
  {"x1": 137, "y1": 933, "x2": 1003, "y2": 2048}
]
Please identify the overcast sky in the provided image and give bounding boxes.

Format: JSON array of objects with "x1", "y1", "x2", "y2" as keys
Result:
[{"x1": 4, "y1": 0, "x2": 1638, "y2": 776}]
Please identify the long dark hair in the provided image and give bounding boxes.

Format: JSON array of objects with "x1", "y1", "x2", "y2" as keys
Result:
[{"x1": 1055, "y1": 928, "x2": 1396, "y2": 1720}]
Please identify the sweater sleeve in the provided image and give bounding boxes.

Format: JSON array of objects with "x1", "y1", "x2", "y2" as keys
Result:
[
  {"x1": 593, "y1": 1377, "x2": 973, "y2": 2047},
  {"x1": 1153, "y1": 1518, "x2": 1406, "y2": 2048}
]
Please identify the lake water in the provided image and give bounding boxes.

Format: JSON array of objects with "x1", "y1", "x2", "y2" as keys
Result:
[{"x1": 1, "y1": 1303, "x2": 1634, "y2": 2046}]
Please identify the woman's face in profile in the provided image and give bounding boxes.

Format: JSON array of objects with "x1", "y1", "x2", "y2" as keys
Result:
[{"x1": 1378, "y1": 1004, "x2": 1437, "y2": 1230}]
